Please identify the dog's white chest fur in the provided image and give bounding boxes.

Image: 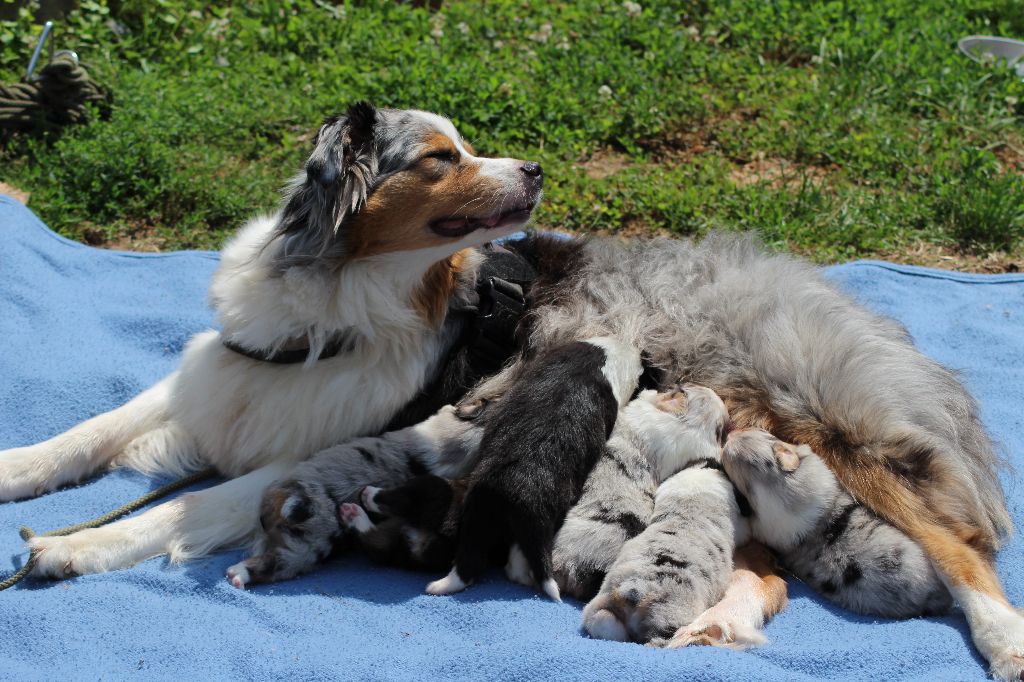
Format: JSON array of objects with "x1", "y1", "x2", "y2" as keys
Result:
[
  {"x1": 170, "y1": 330, "x2": 442, "y2": 475},
  {"x1": 169, "y1": 215, "x2": 448, "y2": 476}
]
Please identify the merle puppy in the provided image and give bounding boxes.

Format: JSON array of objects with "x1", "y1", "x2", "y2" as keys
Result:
[
  {"x1": 338, "y1": 476, "x2": 467, "y2": 572},
  {"x1": 553, "y1": 385, "x2": 729, "y2": 599},
  {"x1": 226, "y1": 402, "x2": 487, "y2": 588},
  {"x1": 581, "y1": 460, "x2": 747, "y2": 645},
  {"x1": 722, "y1": 429, "x2": 952, "y2": 618},
  {"x1": 426, "y1": 337, "x2": 641, "y2": 601}
]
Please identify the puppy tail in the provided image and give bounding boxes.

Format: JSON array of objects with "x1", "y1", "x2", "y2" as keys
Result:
[{"x1": 516, "y1": 530, "x2": 560, "y2": 602}]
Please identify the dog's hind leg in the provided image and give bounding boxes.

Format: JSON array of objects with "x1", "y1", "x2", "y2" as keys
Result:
[
  {"x1": 29, "y1": 462, "x2": 291, "y2": 578},
  {"x1": 0, "y1": 374, "x2": 180, "y2": 501},
  {"x1": 822, "y1": 456, "x2": 1024, "y2": 681}
]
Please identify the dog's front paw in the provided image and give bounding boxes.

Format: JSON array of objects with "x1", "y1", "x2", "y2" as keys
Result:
[
  {"x1": 989, "y1": 652, "x2": 1024, "y2": 682},
  {"x1": 969, "y1": 596, "x2": 1024, "y2": 681},
  {"x1": 504, "y1": 544, "x2": 534, "y2": 587},
  {"x1": 359, "y1": 486, "x2": 381, "y2": 513},
  {"x1": 338, "y1": 502, "x2": 373, "y2": 533},
  {"x1": 985, "y1": 609, "x2": 1024, "y2": 682},
  {"x1": 0, "y1": 445, "x2": 57, "y2": 501},
  {"x1": 29, "y1": 529, "x2": 129, "y2": 579}
]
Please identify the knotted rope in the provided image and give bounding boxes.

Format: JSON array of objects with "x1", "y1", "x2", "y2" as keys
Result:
[
  {"x1": 0, "y1": 467, "x2": 217, "y2": 591},
  {"x1": 0, "y1": 52, "x2": 110, "y2": 134}
]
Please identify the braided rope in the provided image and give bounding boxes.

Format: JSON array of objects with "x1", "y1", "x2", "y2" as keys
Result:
[
  {"x1": 0, "y1": 53, "x2": 110, "y2": 133},
  {"x1": 0, "y1": 467, "x2": 217, "y2": 591}
]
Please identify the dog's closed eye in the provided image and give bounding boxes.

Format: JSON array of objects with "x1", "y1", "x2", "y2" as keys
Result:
[{"x1": 423, "y1": 149, "x2": 458, "y2": 164}]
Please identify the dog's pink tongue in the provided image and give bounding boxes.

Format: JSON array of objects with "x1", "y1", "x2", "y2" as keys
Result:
[
  {"x1": 436, "y1": 217, "x2": 470, "y2": 231},
  {"x1": 481, "y1": 214, "x2": 501, "y2": 227}
]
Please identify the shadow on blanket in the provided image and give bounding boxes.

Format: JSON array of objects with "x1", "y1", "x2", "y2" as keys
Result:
[{"x1": 0, "y1": 195, "x2": 1021, "y2": 680}]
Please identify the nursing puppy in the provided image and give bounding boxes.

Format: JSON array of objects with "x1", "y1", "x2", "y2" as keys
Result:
[
  {"x1": 5, "y1": 101, "x2": 1018, "y2": 677},
  {"x1": 338, "y1": 476, "x2": 467, "y2": 572},
  {"x1": 553, "y1": 385, "x2": 728, "y2": 600},
  {"x1": 722, "y1": 429, "x2": 952, "y2": 618},
  {"x1": 426, "y1": 337, "x2": 642, "y2": 601},
  {"x1": 581, "y1": 460, "x2": 749, "y2": 645},
  {"x1": 226, "y1": 402, "x2": 486, "y2": 588}
]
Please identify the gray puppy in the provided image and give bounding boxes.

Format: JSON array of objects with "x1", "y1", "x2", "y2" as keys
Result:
[
  {"x1": 581, "y1": 460, "x2": 748, "y2": 644},
  {"x1": 553, "y1": 385, "x2": 729, "y2": 600},
  {"x1": 226, "y1": 401, "x2": 487, "y2": 588},
  {"x1": 721, "y1": 429, "x2": 952, "y2": 618}
]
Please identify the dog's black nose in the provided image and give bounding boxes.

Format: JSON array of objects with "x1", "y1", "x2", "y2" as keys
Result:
[{"x1": 520, "y1": 161, "x2": 543, "y2": 177}]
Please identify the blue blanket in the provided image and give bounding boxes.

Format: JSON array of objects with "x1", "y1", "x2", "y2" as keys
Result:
[{"x1": 1, "y1": 194, "x2": 1021, "y2": 681}]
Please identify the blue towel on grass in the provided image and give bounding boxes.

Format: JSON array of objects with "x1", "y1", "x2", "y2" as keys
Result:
[{"x1": 0, "y1": 194, "x2": 1021, "y2": 680}]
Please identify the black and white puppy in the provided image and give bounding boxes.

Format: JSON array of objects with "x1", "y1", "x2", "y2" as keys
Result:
[
  {"x1": 426, "y1": 337, "x2": 642, "y2": 601},
  {"x1": 338, "y1": 476, "x2": 467, "y2": 572}
]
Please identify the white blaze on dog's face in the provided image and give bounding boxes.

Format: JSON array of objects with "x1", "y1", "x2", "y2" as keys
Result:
[{"x1": 721, "y1": 428, "x2": 836, "y2": 550}]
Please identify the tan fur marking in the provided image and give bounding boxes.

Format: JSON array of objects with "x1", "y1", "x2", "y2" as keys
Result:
[
  {"x1": 736, "y1": 542, "x2": 788, "y2": 620},
  {"x1": 412, "y1": 249, "x2": 469, "y2": 327},
  {"x1": 655, "y1": 390, "x2": 686, "y2": 414},
  {"x1": 716, "y1": 381, "x2": 1008, "y2": 603},
  {"x1": 344, "y1": 144, "x2": 505, "y2": 260},
  {"x1": 805, "y1": 437, "x2": 1007, "y2": 600}
]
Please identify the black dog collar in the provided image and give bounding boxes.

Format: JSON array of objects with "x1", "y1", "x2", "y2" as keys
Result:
[
  {"x1": 221, "y1": 243, "x2": 537, "y2": 367},
  {"x1": 222, "y1": 333, "x2": 353, "y2": 364}
]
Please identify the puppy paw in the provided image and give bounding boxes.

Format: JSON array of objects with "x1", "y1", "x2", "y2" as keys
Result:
[
  {"x1": 360, "y1": 486, "x2": 381, "y2": 513},
  {"x1": 426, "y1": 568, "x2": 468, "y2": 595},
  {"x1": 338, "y1": 503, "x2": 373, "y2": 533},
  {"x1": 504, "y1": 544, "x2": 534, "y2": 586},
  {"x1": 0, "y1": 445, "x2": 58, "y2": 501},
  {"x1": 226, "y1": 561, "x2": 251, "y2": 589},
  {"x1": 971, "y1": 596, "x2": 1024, "y2": 681},
  {"x1": 583, "y1": 607, "x2": 629, "y2": 642},
  {"x1": 989, "y1": 652, "x2": 1024, "y2": 682},
  {"x1": 663, "y1": 618, "x2": 766, "y2": 651}
]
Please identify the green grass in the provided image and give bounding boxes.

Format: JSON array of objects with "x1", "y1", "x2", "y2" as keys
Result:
[{"x1": 1, "y1": 0, "x2": 1023, "y2": 264}]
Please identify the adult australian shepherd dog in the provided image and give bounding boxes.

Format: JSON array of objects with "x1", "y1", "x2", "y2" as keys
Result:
[{"x1": 0, "y1": 103, "x2": 1020, "y2": 679}]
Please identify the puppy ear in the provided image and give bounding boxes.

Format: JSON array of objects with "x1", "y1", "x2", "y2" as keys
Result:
[
  {"x1": 654, "y1": 389, "x2": 687, "y2": 414},
  {"x1": 274, "y1": 101, "x2": 379, "y2": 267},
  {"x1": 455, "y1": 397, "x2": 490, "y2": 421},
  {"x1": 773, "y1": 442, "x2": 801, "y2": 472}
]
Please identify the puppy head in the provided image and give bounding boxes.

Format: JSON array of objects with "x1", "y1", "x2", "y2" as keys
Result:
[
  {"x1": 624, "y1": 384, "x2": 729, "y2": 480},
  {"x1": 721, "y1": 428, "x2": 835, "y2": 547},
  {"x1": 647, "y1": 384, "x2": 729, "y2": 444},
  {"x1": 274, "y1": 104, "x2": 543, "y2": 269}
]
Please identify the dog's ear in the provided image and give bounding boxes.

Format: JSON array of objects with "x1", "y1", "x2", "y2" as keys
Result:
[
  {"x1": 275, "y1": 101, "x2": 379, "y2": 267},
  {"x1": 773, "y1": 442, "x2": 802, "y2": 472}
]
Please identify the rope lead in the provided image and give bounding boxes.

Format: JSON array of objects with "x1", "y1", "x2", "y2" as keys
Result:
[
  {"x1": 0, "y1": 52, "x2": 110, "y2": 135},
  {"x1": 0, "y1": 468, "x2": 217, "y2": 591}
]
